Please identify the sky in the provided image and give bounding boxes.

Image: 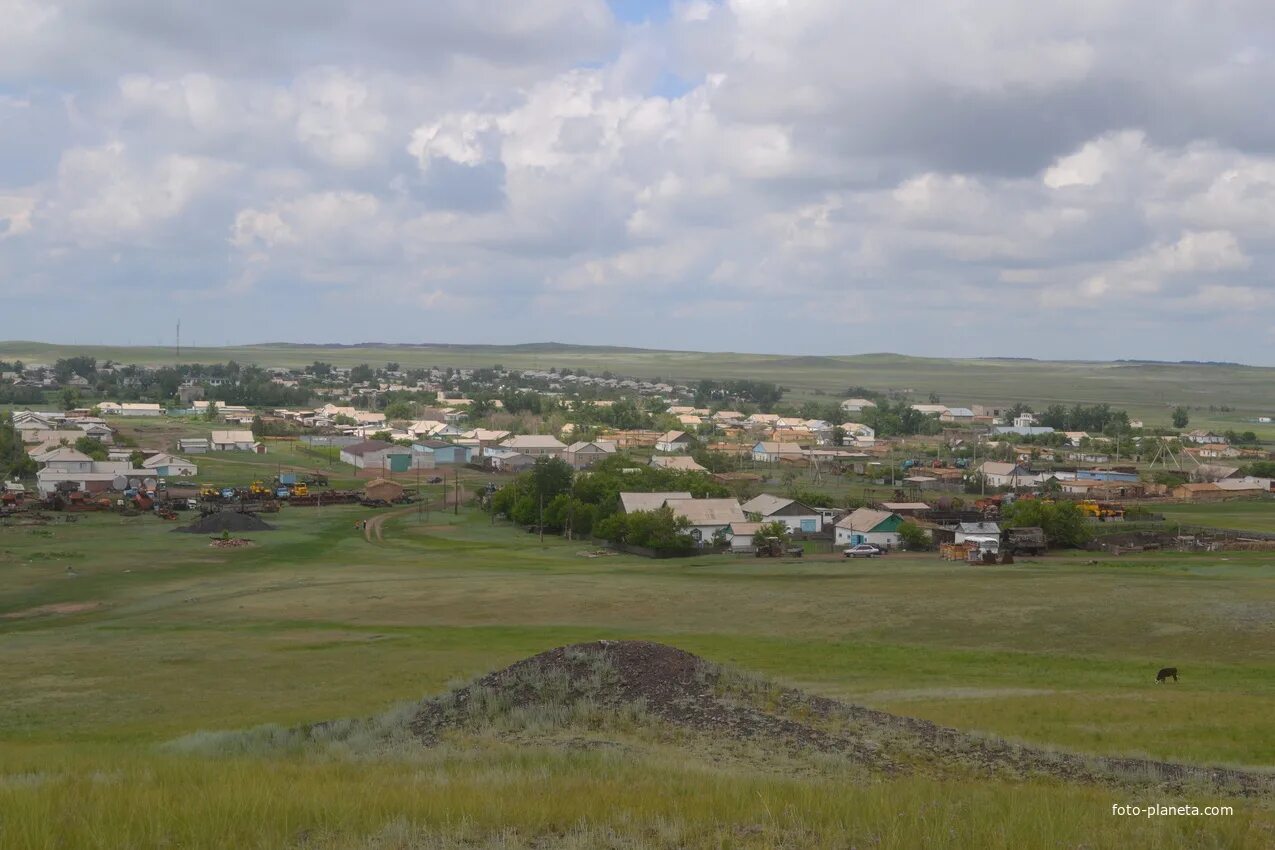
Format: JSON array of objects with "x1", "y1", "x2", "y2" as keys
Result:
[{"x1": 3, "y1": 0, "x2": 1275, "y2": 362}]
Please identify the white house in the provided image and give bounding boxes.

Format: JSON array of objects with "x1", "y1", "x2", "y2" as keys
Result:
[
  {"x1": 564, "y1": 441, "x2": 617, "y2": 469},
  {"x1": 209, "y1": 430, "x2": 257, "y2": 452},
  {"x1": 663, "y1": 498, "x2": 746, "y2": 546},
  {"x1": 751, "y1": 441, "x2": 805, "y2": 463},
  {"x1": 100, "y1": 402, "x2": 165, "y2": 417},
  {"x1": 650, "y1": 455, "x2": 707, "y2": 472},
  {"x1": 499, "y1": 435, "x2": 567, "y2": 458},
  {"x1": 975, "y1": 461, "x2": 1033, "y2": 489},
  {"x1": 35, "y1": 447, "x2": 94, "y2": 474},
  {"x1": 655, "y1": 430, "x2": 694, "y2": 453},
  {"x1": 841, "y1": 422, "x2": 875, "y2": 442},
  {"x1": 955, "y1": 522, "x2": 1001, "y2": 554},
  {"x1": 142, "y1": 453, "x2": 199, "y2": 477},
  {"x1": 839, "y1": 398, "x2": 877, "y2": 414},
  {"x1": 911, "y1": 404, "x2": 948, "y2": 417},
  {"x1": 834, "y1": 508, "x2": 904, "y2": 548},
  {"x1": 740, "y1": 493, "x2": 822, "y2": 533},
  {"x1": 619, "y1": 492, "x2": 693, "y2": 514}
]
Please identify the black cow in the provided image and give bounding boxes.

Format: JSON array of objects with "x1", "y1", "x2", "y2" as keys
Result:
[{"x1": 1156, "y1": 667, "x2": 1179, "y2": 683}]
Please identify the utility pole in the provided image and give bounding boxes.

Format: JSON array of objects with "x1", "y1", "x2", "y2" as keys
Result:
[
  {"x1": 538, "y1": 490, "x2": 544, "y2": 543},
  {"x1": 454, "y1": 468, "x2": 459, "y2": 515}
]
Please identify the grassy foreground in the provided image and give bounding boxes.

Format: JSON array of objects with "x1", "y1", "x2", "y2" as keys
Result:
[{"x1": 2, "y1": 506, "x2": 1274, "y2": 847}]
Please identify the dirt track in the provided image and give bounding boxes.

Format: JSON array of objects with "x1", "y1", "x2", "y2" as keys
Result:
[{"x1": 362, "y1": 482, "x2": 467, "y2": 543}]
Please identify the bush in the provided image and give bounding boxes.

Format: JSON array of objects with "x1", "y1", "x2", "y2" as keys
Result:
[
  {"x1": 897, "y1": 521, "x2": 930, "y2": 551},
  {"x1": 1002, "y1": 500, "x2": 1092, "y2": 549}
]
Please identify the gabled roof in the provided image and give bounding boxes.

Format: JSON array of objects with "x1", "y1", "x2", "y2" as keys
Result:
[
  {"x1": 341, "y1": 439, "x2": 398, "y2": 456},
  {"x1": 977, "y1": 461, "x2": 1027, "y2": 476},
  {"x1": 501, "y1": 435, "x2": 567, "y2": 450},
  {"x1": 752, "y1": 441, "x2": 805, "y2": 454},
  {"x1": 835, "y1": 507, "x2": 899, "y2": 532},
  {"x1": 619, "y1": 491, "x2": 693, "y2": 513},
  {"x1": 656, "y1": 430, "x2": 691, "y2": 443},
  {"x1": 664, "y1": 498, "x2": 746, "y2": 526},
  {"x1": 413, "y1": 439, "x2": 455, "y2": 450},
  {"x1": 142, "y1": 453, "x2": 193, "y2": 468},
  {"x1": 209, "y1": 430, "x2": 254, "y2": 444},
  {"x1": 957, "y1": 522, "x2": 1001, "y2": 534},
  {"x1": 880, "y1": 502, "x2": 931, "y2": 511},
  {"x1": 650, "y1": 455, "x2": 706, "y2": 472},
  {"x1": 38, "y1": 447, "x2": 93, "y2": 463},
  {"x1": 567, "y1": 441, "x2": 616, "y2": 453},
  {"x1": 741, "y1": 493, "x2": 816, "y2": 516}
]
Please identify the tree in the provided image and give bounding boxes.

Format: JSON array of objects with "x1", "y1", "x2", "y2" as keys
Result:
[
  {"x1": 0, "y1": 412, "x2": 36, "y2": 479},
  {"x1": 74, "y1": 436, "x2": 109, "y2": 461},
  {"x1": 1002, "y1": 500, "x2": 1091, "y2": 549},
  {"x1": 128, "y1": 450, "x2": 147, "y2": 468},
  {"x1": 60, "y1": 388, "x2": 80, "y2": 410},
  {"x1": 597, "y1": 506, "x2": 694, "y2": 551},
  {"x1": 751, "y1": 520, "x2": 790, "y2": 549},
  {"x1": 54, "y1": 356, "x2": 97, "y2": 384},
  {"x1": 896, "y1": 521, "x2": 929, "y2": 551},
  {"x1": 203, "y1": 402, "x2": 220, "y2": 422},
  {"x1": 1171, "y1": 406, "x2": 1190, "y2": 429},
  {"x1": 384, "y1": 400, "x2": 417, "y2": 421}
]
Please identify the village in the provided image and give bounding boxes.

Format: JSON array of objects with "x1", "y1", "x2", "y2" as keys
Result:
[{"x1": 4, "y1": 355, "x2": 1274, "y2": 562}]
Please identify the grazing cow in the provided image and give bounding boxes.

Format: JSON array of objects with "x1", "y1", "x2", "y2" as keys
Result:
[{"x1": 1156, "y1": 667, "x2": 1179, "y2": 683}]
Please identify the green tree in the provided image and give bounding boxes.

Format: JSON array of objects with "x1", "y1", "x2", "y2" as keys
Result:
[
  {"x1": 74, "y1": 436, "x2": 109, "y2": 461},
  {"x1": 896, "y1": 521, "x2": 929, "y2": 551},
  {"x1": 751, "y1": 520, "x2": 791, "y2": 549},
  {"x1": 1171, "y1": 406, "x2": 1190, "y2": 429},
  {"x1": 0, "y1": 412, "x2": 36, "y2": 478},
  {"x1": 384, "y1": 400, "x2": 417, "y2": 421},
  {"x1": 203, "y1": 402, "x2": 220, "y2": 422},
  {"x1": 1002, "y1": 500, "x2": 1091, "y2": 549}
]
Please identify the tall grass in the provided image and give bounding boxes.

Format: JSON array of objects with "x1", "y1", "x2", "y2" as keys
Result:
[{"x1": 1, "y1": 748, "x2": 1267, "y2": 849}]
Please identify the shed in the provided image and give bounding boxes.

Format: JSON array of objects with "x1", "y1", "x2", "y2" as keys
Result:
[{"x1": 364, "y1": 478, "x2": 405, "y2": 502}]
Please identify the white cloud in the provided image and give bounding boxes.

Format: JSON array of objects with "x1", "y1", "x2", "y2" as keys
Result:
[
  {"x1": 44, "y1": 144, "x2": 236, "y2": 246},
  {"x1": 4, "y1": 1, "x2": 1275, "y2": 358}
]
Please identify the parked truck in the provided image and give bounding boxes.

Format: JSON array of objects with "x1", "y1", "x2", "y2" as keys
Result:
[{"x1": 1004, "y1": 526, "x2": 1046, "y2": 555}]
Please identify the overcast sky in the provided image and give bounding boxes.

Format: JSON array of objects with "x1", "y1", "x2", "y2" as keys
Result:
[{"x1": 3, "y1": 1, "x2": 1275, "y2": 362}]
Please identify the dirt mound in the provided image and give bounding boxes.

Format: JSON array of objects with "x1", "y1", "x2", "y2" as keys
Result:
[
  {"x1": 174, "y1": 511, "x2": 275, "y2": 534},
  {"x1": 410, "y1": 641, "x2": 1275, "y2": 798}
]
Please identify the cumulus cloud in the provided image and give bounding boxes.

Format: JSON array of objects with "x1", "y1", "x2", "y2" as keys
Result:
[{"x1": 2, "y1": 0, "x2": 1275, "y2": 360}]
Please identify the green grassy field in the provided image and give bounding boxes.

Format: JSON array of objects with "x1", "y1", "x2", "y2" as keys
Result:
[
  {"x1": 2, "y1": 505, "x2": 1274, "y2": 847},
  {"x1": 1155, "y1": 502, "x2": 1275, "y2": 534},
  {"x1": 6, "y1": 340, "x2": 1275, "y2": 431}
]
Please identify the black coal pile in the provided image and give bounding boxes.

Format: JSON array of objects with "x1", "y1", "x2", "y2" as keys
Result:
[{"x1": 174, "y1": 511, "x2": 275, "y2": 534}]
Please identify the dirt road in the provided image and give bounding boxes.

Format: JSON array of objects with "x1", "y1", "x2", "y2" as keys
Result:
[{"x1": 362, "y1": 482, "x2": 467, "y2": 543}]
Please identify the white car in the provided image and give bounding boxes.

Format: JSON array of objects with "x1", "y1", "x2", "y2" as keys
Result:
[{"x1": 844, "y1": 544, "x2": 883, "y2": 558}]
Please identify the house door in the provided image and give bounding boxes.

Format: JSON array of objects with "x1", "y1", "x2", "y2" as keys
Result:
[{"x1": 800, "y1": 519, "x2": 817, "y2": 533}]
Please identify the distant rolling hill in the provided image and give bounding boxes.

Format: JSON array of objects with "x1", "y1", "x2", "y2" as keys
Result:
[{"x1": 3, "y1": 339, "x2": 1275, "y2": 424}]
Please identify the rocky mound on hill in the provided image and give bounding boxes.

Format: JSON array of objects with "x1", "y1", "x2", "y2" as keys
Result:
[
  {"x1": 174, "y1": 511, "x2": 275, "y2": 534},
  {"x1": 409, "y1": 641, "x2": 1275, "y2": 799}
]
